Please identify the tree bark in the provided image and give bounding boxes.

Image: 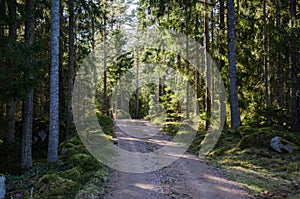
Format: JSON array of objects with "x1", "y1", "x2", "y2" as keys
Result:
[
  {"x1": 48, "y1": 0, "x2": 60, "y2": 163},
  {"x1": 6, "y1": 0, "x2": 17, "y2": 144},
  {"x1": 103, "y1": 18, "x2": 108, "y2": 115},
  {"x1": 290, "y1": 0, "x2": 298, "y2": 131},
  {"x1": 66, "y1": 0, "x2": 74, "y2": 140},
  {"x1": 136, "y1": 50, "x2": 139, "y2": 119},
  {"x1": 205, "y1": 0, "x2": 211, "y2": 130},
  {"x1": 276, "y1": 0, "x2": 284, "y2": 126},
  {"x1": 219, "y1": 0, "x2": 227, "y2": 129},
  {"x1": 21, "y1": 0, "x2": 35, "y2": 170},
  {"x1": 263, "y1": 0, "x2": 271, "y2": 125},
  {"x1": 227, "y1": 0, "x2": 241, "y2": 129}
]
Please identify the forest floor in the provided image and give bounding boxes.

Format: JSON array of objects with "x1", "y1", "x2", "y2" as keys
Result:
[{"x1": 102, "y1": 119, "x2": 254, "y2": 199}]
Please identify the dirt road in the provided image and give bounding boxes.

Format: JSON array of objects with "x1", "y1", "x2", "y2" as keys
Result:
[{"x1": 103, "y1": 119, "x2": 253, "y2": 199}]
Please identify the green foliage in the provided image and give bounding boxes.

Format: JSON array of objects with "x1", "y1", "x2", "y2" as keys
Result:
[
  {"x1": 163, "y1": 122, "x2": 179, "y2": 136},
  {"x1": 35, "y1": 174, "x2": 80, "y2": 199},
  {"x1": 115, "y1": 109, "x2": 131, "y2": 119},
  {"x1": 96, "y1": 112, "x2": 114, "y2": 136},
  {"x1": 246, "y1": 106, "x2": 289, "y2": 127},
  {"x1": 129, "y1": 89, "x2": 151, "y2": 119},
  {"x1": 70, "y1": 153, "x2": 101, "y2": 171}
]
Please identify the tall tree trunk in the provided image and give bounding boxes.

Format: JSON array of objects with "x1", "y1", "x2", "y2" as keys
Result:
[
  {"x1": 195, "y1": 21, "x2": 200, "y2": 115},
  {"x1": 276, "y1": 0, "x2": 284, "y2": 126},
  {"x1": 205, "y1": 0, "x2": 211, "y2": 130},
  {"x1": 66, "y1": 0, "x2": 74, "y2": 140},
  {"x1": 219, "y1": 0, "x2": 227, "y2": 129},
  {"x1": 263, "y1": 0, "x2": 271, "y2": 125},
  {"x1": 21, "y1": 0, "x2": 34, "y2": 170},
  {"x1": 48, "y1": 0, "x2": 60, "y2": 163},
  {"x1": 103, "y1": 18, "x2": 108, "y2": 115},
  {"x1": 290, "y1": 0, "x2": 298, "y2": 131},
  {"x1": 227, "y1": 0, "x2": 241, "y2": 129},
  {"x1": 186, "y1": 7, "x2": 190, "y2": 119},
  {"x1": 211, "y1": 2, "x2": 215, "y2": 105},
  {"x1": 135, "y1": 50, "x2": 139, "y2": 119},
  {"x1": 6, "y1": 0, "x2": 17, "y2": 144}
]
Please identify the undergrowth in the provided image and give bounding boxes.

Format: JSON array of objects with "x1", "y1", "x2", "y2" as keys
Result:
[
  {"x1": 3, "y1": 113, "x2": 113, "y2": 199},
  {"x1": 192, "y1": 125, "x2": 300, "y2": 199}
]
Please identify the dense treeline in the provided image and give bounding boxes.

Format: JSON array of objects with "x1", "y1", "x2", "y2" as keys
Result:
[{"x1": 0, "y1": 0, "x2": 299, "y2": 171}]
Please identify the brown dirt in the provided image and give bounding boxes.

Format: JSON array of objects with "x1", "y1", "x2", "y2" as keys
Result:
[{"x1": 102, "y1": 119, "x2": 254, "y2": 199}]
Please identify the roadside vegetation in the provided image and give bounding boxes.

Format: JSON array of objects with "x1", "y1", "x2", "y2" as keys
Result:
[{"x1": 1, "y1": 113, "x2": 113, "y2": 199}]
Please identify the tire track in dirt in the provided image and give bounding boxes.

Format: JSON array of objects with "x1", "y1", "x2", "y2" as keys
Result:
[{"x1": 103, "y1": 119, "x2": 254, "y2": 199}]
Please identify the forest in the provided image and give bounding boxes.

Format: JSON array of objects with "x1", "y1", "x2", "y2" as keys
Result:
[{"x1": 0, "y1": 0, "x2": 300, "y2": 198}]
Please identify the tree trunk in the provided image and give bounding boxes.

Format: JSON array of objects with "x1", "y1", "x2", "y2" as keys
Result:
[
  {"x1": 66, "y1": 0, "x2": 74, "y2": 140},
  {"x1": 263, "y1": 0, "x2": 271, "y2": 125},
  {"x1": 48, "y1": 0, "x2": 60, "y2": 163},
  {"x1": 290, "y1": 0, "x2": 298, "y2": 131},
  {"x1": 135, "y1": 50, "x2": 139, "y2": 119},
  {"x1": 185, "y1": 9, "x2": 190, "y2": 119},
  {"x1": 227, "y1": 0, "x2": 241, "y2": 129},
  {"x1": 276, "y1": 0, "x2": 284, "y2": 126},
  {"x1": 205, "y1": 0, "x2": 211, "y2": 130},
  {"x1": 219, "y1": 0, "x2": 227, "y2": 129},
  {"x1": 6, "y1": 0, "x2": 17, "y2": 144},
  {"x1": 103, "y1": 18, "x2": 108, "y2": 115},
  {"x1": 21, "y1": 0, "x2": 35, "y2": 170}
]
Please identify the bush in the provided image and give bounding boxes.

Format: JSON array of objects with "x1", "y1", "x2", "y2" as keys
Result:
[
  {"x1": 96, "y1": 112, "x2": 114, "y2": 136},
  {"x1": 115, "y1": 109, "x2": 131, "y2": 119}
]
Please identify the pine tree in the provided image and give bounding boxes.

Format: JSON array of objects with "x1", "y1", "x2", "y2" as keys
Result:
[
  {"x1": 227, "y1": 0, "x2": 241, "y2": 129},
  {"x1": 48, "y1": 0, "x2": 60, "y2": 163}
]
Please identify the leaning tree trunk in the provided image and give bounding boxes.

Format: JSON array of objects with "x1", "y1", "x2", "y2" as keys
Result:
[
  {"x1": 21, "y1": 0, "x2": 35, "y2": 170},
  {"x1": 48, "y1": 0, "x2": 60, "y2": 163},
  {"x1": 227, "y1": 0, "x2": 241, "y2": 129}
]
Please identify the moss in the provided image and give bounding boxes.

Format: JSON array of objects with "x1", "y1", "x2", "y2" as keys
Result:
[
  {"x1": 35, "y1": 174, "x2": 80, "y2": 199},
  {"x1": 70, "y1": 153, "x2": 101, "y2": 171},
  {"x1": 235, "y1": 126, "x2": 256, "y2": 135},
  {"x1": 237, "y1": 130, "x2": 300, "y2": 151},
  {"x1": 205, "y1": 126, "x2": 300, "y2": 199},
  {"x1": 60, "y1": 167, "x2": 81, "y2": 181}
]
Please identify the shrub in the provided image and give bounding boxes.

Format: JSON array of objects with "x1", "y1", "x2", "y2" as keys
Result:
[{"x1": 96, "y1": 112, "x2": 114, "y2": 136}]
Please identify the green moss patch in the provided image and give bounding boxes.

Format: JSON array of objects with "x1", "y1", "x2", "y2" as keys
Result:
[
  {"x1": 35, "y1": 174, "x2": 80, "y2": 199},
  {"x1": 205, "y1": 126, "x2": 300, "y2": 198}
]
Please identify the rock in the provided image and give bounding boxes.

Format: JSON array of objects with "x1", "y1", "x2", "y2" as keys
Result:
[
  {"x1": 270, "y1": 136, "x2": 283, "y2": 153},
  {"x1": 0, "y1": 176, "x2": 5, "y2": 199},
  {"x1": 270, "y1": 136, "x2": 294, "y2": 153},
  {"x1": 283, "y1": 144, "x2": 294, "y2": 153}
]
